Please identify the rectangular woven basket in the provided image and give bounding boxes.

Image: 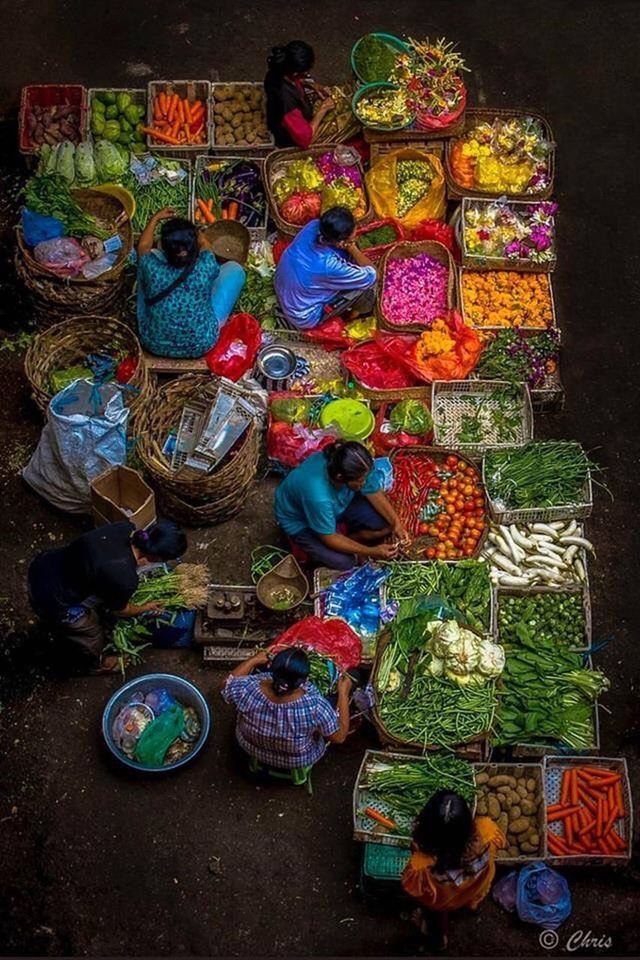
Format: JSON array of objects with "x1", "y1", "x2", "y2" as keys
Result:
[
  {"x1": 431, "y1": 379, "x2": 534, "y2": 456},
  {"x1": 458, "y1": 266, "x2": 559, "y2": 335},
  {"x1": 377, "y1": 240, "x2": 456, "y2": 334},
  {"x1": 460, "y1": 197, "x2": 557, "y2": 272},
  {"x1": 146, "y1": 79, "x2": 212, "y2": 154},
  {"x1": 494, "y1": 581, "x2": 592, "y2": 653},
  {"x1": 210, "y1": 82, "x2": 274, "y2": 151},
  {"x1": 473, "y1": 761, "x2": 547, "y2": 863}
]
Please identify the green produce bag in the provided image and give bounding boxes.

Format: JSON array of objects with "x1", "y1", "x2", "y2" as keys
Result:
[
  {"x1": 134, "y1": 704, "x2": 185, "y2": 767},
  {"x1": 389, "y1": 399, "x2": 433, "y2": 436},
  {"x1": 49, "y1": 366, "x2": 93, "y2": 394},
  {"x1": 270, "y1": 397, "x2": 312, "y2": 425}
]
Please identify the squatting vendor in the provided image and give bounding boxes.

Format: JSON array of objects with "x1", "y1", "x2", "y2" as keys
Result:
[
  {"x1": 27, "y1": 520, "x2": 187, "y2": 673},
  {"x1": 274, "y1": 441, "x2": 406, "y2": 570},
  {"x1": 274, "y1": 207, "x2": 377, "y2": 330}
]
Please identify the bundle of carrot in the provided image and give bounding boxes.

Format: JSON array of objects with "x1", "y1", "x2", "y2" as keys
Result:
[
  {"x1": 546, "y1": 764, "x2": 628, "y2": 858},
  {"x1": 142, "y1": 92, "x2": 207, "y2": 146},
  {"x1": 194, "y1": 198, "x2": 239, "y2": 223}
]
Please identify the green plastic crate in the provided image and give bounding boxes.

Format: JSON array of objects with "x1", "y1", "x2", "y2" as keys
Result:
[{"x1": 362, "y1": 842, "x2": 410, "y2": 880}]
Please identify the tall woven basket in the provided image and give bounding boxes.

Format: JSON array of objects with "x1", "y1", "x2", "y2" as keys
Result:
[
  {"x1": 136, "y1": 374, "x2": 260, "y2": 526},
  {"x1": 377, "y1": 240, "x2": 455, "y2": 334},
  {"x1": 23, "y1": 315, "x2": 150, "y2": 418},
  {"x1": 15, "y1": 253, "x2": 128, "y2": 329},
  {"x1": 264, "y1": 143, "x2": 373, "y2": 236}
]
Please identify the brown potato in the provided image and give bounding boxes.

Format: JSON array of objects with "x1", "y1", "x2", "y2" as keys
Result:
[
  {"x1": 521, "y1": 799, "x2": 537, "y2": 816},
  {"x1": 509, "y1": 817, "x2": 531, "y2": 835},
  {"x1": 476, "y1": 799, "x2": 488, "y2": 816},
  {"x1": 519, "y1": 841, "x2": 538, "y2": 854},
  {"x1": 508, "y1": 845, "x2": 520, "y2": 858},
  {"x1": 487, "y1": 795, "x2": 501, "y2": 820},
  {"x1": 230, "y1": 115, "x2": 243, "y2": 129},
  {"x1": 497, "y1": 813, "x2": 509, "y2": 835},
  {"x1": 517, "y1": 785, "x2": 529, "y2": 799},
  {"x1": 489, "y1": 775, "x2": 517, "y2": 788},
  {"x1": 529, "y1": 833, "x2": 540, "y2": 846},
  {"x1": 526, "y1": 779, "x2": 538, "y2": 793},
  {"x1": 508, "y1": 806, "x2": 522, "y2": 822},
  {"x1": 475, "y1": 772, "x2": 489, "y2": 786}
]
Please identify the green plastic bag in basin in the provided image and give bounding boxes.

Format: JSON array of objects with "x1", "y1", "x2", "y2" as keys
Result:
[{"x1": 134, "y1": 704, "x2": 185, "y2": 767}]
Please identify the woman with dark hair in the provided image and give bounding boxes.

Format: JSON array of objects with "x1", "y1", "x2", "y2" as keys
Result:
[
  {"x1": 402, "y1": 791, "x2": 506, "y2": 950},
  {"x1": 136, "y1": 207, "x2": 246, "y2": 358},
  {"x1": 27, "y1": 520, "x2": 187, "y2": 673},
  {"x1": 274, "y1": 441, "x2": 406, "y2": 570},
  {"x1": 275, "y1": 207, "x2": 377, "y2": 330},
  {"x1": 221, "y1": 647, "x2": 352, "y2": 769},
  {"x1": 264, "y1": 40, "x2": 335, "y2": 148}
]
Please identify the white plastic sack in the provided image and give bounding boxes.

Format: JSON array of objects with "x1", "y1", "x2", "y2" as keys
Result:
[{"x1": 23, "y1": 379, "x2": 129, "y2": 513}]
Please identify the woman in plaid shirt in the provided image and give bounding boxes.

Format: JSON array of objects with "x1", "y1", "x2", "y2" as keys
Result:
[{"x1": 222, "y1": 647, "x2": 352, "y2": 769}]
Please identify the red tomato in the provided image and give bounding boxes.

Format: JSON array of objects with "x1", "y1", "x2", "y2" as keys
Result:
[{"x1": 418, "y1": 521, "x2": 430, "y2": 535}]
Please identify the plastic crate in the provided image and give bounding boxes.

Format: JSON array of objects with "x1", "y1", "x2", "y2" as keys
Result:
[
  {"x1": 362, "y1": 842, "x2": 411, "y2": 880},
  {"x1": 543, "y1": 756, "x2": 633, "y2": 865},
  {"x1": 483, "y1": 443, "x2": 594, "y2": 525},
  {"x1": 473, "y1": 761, "x2": 547, "y2": 863},
  {"x1": 460, "y1": 197, "x2": 557, "y2": 272},
  {"x1": 210, "y1": 82, "x2": 274, "y2": 151},
  {"x1": 495, "y1": 582, "x2": 592, "y2": 652},
  {"x1": 87, "y1": 87, "x2": 146, "y2": 142},
  {"x1": 191, "y1": 155, "x2": 268, "y2": 238},
  {"x1": 353, "y1": 749, "x2": 478, "y2": 846},
  {"x1": 431, "y1": 380, "x2": 534, "y2": 456},
  {"x1": 146, "y1": 80, "x2": 211, "y2": 153},
  {"x1": 19, "y1": 84, "x2": 87, "y2": 154}
]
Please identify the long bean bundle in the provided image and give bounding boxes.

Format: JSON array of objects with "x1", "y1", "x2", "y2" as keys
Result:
[
  {"x1": 484, "y1": 442, "x2": 597, "y2": 509},
  {"x1": 362, "y1": 755, "x2": 476, "y2": 817},
  {"x1": 386, "y1": 560, "x2": 491, "y2": 631}
]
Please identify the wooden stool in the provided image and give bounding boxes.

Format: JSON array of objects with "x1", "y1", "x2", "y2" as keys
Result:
[{"x1": 142, "y1": 350, "x2": 209, "y2": 384}]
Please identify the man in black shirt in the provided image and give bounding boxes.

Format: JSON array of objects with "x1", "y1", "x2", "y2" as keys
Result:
[{"x1": 28, "y1": 520, "x2": 187, "y2": 673}]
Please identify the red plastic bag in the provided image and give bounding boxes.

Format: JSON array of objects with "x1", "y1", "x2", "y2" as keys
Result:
[
  {"x1": 267, "y1": 421, "x2": 336, "y2": 468},
  {"x1": 375, "y1": 311, "x2": 482, "y2": 383},
  {"x1": 205, "y1": 313, "x2": 262, "y2": 381},
  {"x1": 342, "y1": 340, "x2": 420, "y2": 390},
  {"x1": 407, "y1": 218, "x2": 456, "y2": 252},
  {"x1": 269, "y1": 615, "x2": 362, "y2": 671},
  {"x1": 305, "y1": 317, "x2": 350, "y2": 350},
  {"x1": 272, "y1": 236, "x2": 292, "y2": 264}
]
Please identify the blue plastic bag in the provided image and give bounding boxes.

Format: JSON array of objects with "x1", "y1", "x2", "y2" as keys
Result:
[
  {"x1": 146, "y1": 609, "x2": 196, "y2": 648},
  {"x1": 515, "y1": 862, "x2": 572, "y2": 929},
  {"x1": 22, "y1": 207, "x2": 65, "y2": 246}
]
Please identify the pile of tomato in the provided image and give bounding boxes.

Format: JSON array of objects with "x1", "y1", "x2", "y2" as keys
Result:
[{"x1": 418, "y1": 455, "x2": 487, "y2": 560}]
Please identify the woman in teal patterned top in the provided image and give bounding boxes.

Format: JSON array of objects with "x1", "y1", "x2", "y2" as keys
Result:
[{"x1": 136, "y1": 208, "x2": 246, "y2": 358}]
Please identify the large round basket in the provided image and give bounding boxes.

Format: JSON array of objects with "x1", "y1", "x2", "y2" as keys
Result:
[
  {"x1": 16, "y1": 188, "x2": 133, "y2": 284},
  {"x1": 377, "y1": 240, "x2": 455, "y2": 334},
  {"x1": 264, "y1": 144, "x2": 373, "y2": 236},
  {"x1": 15, "y1": 253, "x2": 128, "y2": 329},
  {"x1": 136, "y1": 374, "x2": 260, "y2": 522},
  {"x1": 370, "y1": 625, "x2": 492, "y2": 756},
  {"x1": 158, "y1": 476, "x2": 255, "y2": 527},
  {"x1": 23, "y1": 314, "x2": 150, "y2": 417}
]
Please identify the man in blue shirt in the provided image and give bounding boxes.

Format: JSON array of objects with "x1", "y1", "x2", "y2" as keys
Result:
[{"x1": 274, "y1": 206, "x2": 377, "y2": 330}]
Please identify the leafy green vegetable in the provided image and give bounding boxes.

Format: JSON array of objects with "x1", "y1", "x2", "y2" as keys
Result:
[
  {"x1": 94, "y1": 139, "x2": 129, "y2": 182},
  {"x1": 485, "y1": 442, "x2": 599, "y2": 509},
  {"x1": 24, "y1": 174, "x2": 108, "y2": 238},
  {"x1": 386, "y1": 560, "x2": 492, "y2": 631},
  {"x1": 362, "y1": 755, "x2": 476, "y2": 817}
]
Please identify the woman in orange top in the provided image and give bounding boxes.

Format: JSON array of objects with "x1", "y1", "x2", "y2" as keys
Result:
[{"x1": 401, "y1": 791, "x2": 506, "y2": 951}]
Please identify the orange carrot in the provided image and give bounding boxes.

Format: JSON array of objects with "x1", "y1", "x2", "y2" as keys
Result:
[
  {"x1": 158, "y1": 92, "x2": 168, "y2": 117},
  {"x1": 183, "y1": 99, "x2": 192, "y2": 123},
  {"x1": 560, "y1": 771, "x2": 571, "y2": 805},
  {"x1": 577, "y1": 787, "x2": 597, "y2": 814},
  {"x1": 547, "y1": 833, "x2": 569, "y2": 854},
  {"x1": 169, "y1": 120, "x2": 180, "y2": 140},
  {"x1": 221, "y1": 208, "x2": 229, "y2": 220},
  {"x1": 577, "y1": 817, "x2": 596, "y2": 837},
  {"x1": 177, "y1": 98, "x2": 185, "y2": 124},
  {"x1": 140, "y1": 126, "x2": 181, "y2": 145},
  {"x1": 547, "y1": 805, "x2": 582, "y2": 823},
  {"x1": 206, "y1": 198, "x2": 214, "y2": 211},
  {"x1": 571, "y1": 770, "x2": 579, "y2": 805},
  {"x1": 167, "y1": 94, "x2": 178, "y2": 122},
  {"x1": 580, "y1": 766, "x2": 619, "y2": 779},
  {"x1": 596, "y1": 796, "x2": 604, "y2": 838},
  {"x1": 227, "y1": 201, "x2": 239, "y2": 221},
  {"x1": 364, "y1": 807, "x2": 397, "y2": 830},
  {"x1": 197, "y1": 199, "x2": 215, "y2": 224}
]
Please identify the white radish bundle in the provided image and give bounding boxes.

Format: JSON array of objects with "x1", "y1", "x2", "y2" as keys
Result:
[{"x1": 481, "y1": 519, "x2": 592, "y2": 587}]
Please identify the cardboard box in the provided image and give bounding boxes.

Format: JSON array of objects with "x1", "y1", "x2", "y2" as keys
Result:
[{"x1": 90, "y1": 466, "x2": 156, "y2": 530}]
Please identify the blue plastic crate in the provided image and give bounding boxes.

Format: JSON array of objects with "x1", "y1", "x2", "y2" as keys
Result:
[{"x1": 362, "y1": 842, "x2": 410, "y2": 881}]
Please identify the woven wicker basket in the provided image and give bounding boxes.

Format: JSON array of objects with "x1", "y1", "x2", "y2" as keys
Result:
[
  {"x1": 15, "y1": 252, "x2": 128, "y2": 329},
  {"x1": 158, "y1": 476, "x2": 255, "y2": 526},
  {"x1": 460, "y1": 197, "x2": 557, "y2": 273},
  {"x1": 445, "y1": 107, "x2": 555, "y2": 201},
  {"x1": 371, "y1": 627, "x2": 493, "y2": 755},
  {"x1": 377, "y1": 240, "x2": 455, "y2": 334},
  {"x1": 495, "y1": 581, "x2": 592, "y2": 652},
  {"x1": 264, "y1": 144, "x2": 373, "y2": 236},
  {"x1": 136, "y1": 374, "x2": 260, "y2": 514},
  {"x1": 23, "y1": 314, "x2": 150, "y2": 417},
  {"x1": 458, "y1": 267, "x2": 558, "y2": 335},
  {"x1": 16, "y1": 189, "x2": 132, "y2": 284}
]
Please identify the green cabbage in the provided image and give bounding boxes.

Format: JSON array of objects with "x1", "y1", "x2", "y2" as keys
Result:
[
  {"x1": 389, "y1": 399, "x2": 433, "y2": 436},
  {"x1": 55, "y1": 141, "x2": 76, "y2": 184},
  {"x1": 74, "y1": 142, "x2": 96, "y2": 187},
  {"x1": 94, "y1": 139, "x2": 129, "y2": 183},
  {"x1": 103, "y1": 119, "x2": 121, "y2": 142}
]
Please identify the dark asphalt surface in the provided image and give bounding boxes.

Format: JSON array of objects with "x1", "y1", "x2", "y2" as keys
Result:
[{"x1": 0, "y1": 1, "x2": 639, "y2": 956}]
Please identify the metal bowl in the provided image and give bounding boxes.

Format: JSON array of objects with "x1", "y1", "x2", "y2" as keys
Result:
[{"x1": 102, "y1": 673, "x2": 211, "y2": 773}]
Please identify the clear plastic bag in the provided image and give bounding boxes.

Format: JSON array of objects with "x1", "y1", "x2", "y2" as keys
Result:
[{"x1": 33, "y1": 237, "x2": 89, "y2": 278}]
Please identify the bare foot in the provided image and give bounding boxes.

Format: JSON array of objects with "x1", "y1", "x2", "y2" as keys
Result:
[{"x1": 89, "y1": 656, "x2": 121, "y2": 675}]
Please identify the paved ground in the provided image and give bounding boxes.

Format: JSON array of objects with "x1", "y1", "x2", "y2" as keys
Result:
[{"x1": 0, "y1": 0, "x2": 639, "y2": 956}]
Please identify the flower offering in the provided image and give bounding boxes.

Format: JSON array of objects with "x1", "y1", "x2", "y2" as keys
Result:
[
  {"x1": 463, "y1": 199, "x2": 557, "y2": 265},
  {"x1": 382, "y1": 252, "x2": 449, "y2": 327},
  {"x1": 450, "y1": 116, "x2": 552, "y2": 195}
]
